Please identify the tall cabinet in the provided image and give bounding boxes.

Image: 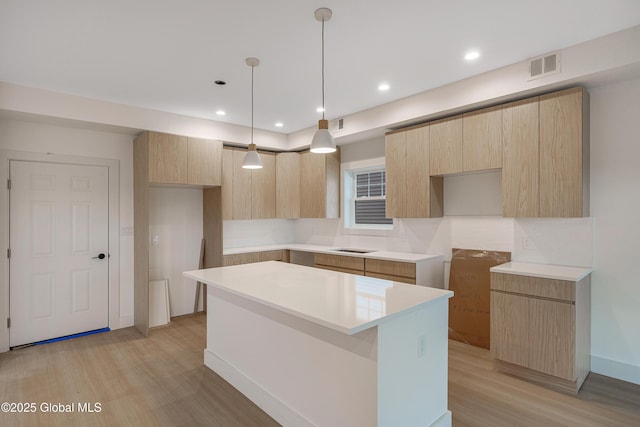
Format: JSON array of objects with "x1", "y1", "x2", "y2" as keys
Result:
[{"x1": 134, "y1": 131, "x2": 223, "y2": 337}]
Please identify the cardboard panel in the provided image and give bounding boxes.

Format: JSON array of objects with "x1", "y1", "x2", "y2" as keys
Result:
[{"x1": 448, "y1": 248, "x2": 511, "y2": 349}]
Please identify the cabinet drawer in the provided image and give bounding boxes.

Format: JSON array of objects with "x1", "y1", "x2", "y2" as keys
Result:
[
  {"x1": 365, "y1": 259, "x2": 416, "y2": 279},
  {"x1": 365, "y1": 271, "x2": 416, "y2": 284},
  {"x1": 491, "y1": 272, "x2": 575, "y2": 302},
  {"x1": 314, "y1": 254, "x2": 365, "y2": 272}
]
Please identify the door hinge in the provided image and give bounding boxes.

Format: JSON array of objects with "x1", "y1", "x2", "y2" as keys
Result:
[
  {"x1": 7, "y1": 179, "x2": 10, "y2": 190},
  {"x1": 6, "y1": 248, "x2": 10, "y2": 259},
  {"x1": 6, "y1": 318, "x2": 10, "y2": 328}
]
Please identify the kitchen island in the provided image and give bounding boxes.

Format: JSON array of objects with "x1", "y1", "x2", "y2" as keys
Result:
[{"x1": 184, "y1": 261, "x2": 453, "y2": 427}]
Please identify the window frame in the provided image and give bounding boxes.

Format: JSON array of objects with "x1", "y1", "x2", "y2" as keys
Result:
[{"x1": 343, "y1": 165, "x2": 393, "y2": 231}]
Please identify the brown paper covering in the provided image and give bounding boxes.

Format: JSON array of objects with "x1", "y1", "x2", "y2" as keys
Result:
[{"x1": 448, "y1": 248, "x2": 511, "y2": 349}]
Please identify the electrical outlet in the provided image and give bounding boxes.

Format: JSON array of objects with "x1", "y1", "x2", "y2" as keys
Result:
[
  {"x1": 417, "y1": 334, "x2": 427, "y2": 358},
  {"x1": 152, "y1": 235, "x2": 159, "y2": 245}
]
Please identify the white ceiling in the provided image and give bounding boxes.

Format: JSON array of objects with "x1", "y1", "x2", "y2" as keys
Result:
[{"x1": 1, "y1": 1, "x2": 639, "y2": 134}]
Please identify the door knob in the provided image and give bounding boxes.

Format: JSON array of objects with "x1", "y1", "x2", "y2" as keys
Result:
[{"x1": 92, "y1": 253, "x2": 106, "y2": 260}]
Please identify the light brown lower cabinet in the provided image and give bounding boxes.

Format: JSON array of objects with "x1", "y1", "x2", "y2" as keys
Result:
[
  {"x1": 365, "y1": 258, "x2": 416, "y2": 284},
  {"x1": 490, "y1": 271, "x2": 591, "y2": 394},
  {"x1": 314, "y1": 254, "x2": 418, "y2": 285},
  {"x1": 313, "y1": 254, "x2": 365, "y2": 275},
  {"x1": 223, "y1": 250, "x2": 289, "y2": 266}
]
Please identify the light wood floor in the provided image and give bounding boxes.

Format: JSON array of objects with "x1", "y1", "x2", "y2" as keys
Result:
[{"x1": 1, "y1": 314, "x2": 639, "y2": 426}]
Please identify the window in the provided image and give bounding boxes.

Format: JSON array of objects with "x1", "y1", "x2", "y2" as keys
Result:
[{"x1": 344, "y1": 167, "x2": 392, "y2": 229}]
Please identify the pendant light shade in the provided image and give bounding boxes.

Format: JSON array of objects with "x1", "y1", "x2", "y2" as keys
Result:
[
  {"x1": 242, "y1": 143, "x2": 263, "y2": 169},
  {"x1": 242, "y1": 57, "x2": 263, "y2": 169},
  {"x1": 310, "y1": 7, "x2": 336, "y2": 154},
  {"x1": 311, "y1": 119, "x2": 335, "y2": 153}
]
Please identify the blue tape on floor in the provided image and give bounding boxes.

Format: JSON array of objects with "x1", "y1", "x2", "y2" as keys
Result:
[{"x1": 33, "y1": 327, "x2": 111, "y2": 345}]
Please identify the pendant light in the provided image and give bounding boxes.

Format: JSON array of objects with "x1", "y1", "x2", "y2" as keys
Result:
[
  {"x1": 310, "y1": 7, "x2": 336, "y2": 154},
  {"x1": 242, "y1": 57, "x2": 263, "y2": 169}
]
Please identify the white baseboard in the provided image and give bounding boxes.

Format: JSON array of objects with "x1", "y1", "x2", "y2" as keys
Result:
[
  {"x1": 432, "y1": 410, "x2": 452, "y2": 427},
  {"x1": 204, "y1": 349, "x2": 315, "y2": 427},
  {"x1": 591, "y1": 355, "x2": 640, "y2": 385},
  {"x1": 118, "y1": 315, "x2": 134, "y2": 329}
]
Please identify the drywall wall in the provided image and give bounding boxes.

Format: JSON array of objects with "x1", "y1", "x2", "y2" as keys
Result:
[
  {"x1": 0, "y1": 117, "x2": 135, "y2": 329},
  {"x1": 148, "y1": 187, "x2": 204, "y2": 317},
  {"x1": 589, "y1": 76, "x2": 640, "y2": 384},
  {"x1": 0, "y1": 82, "x2": 288, "y2": 150}
]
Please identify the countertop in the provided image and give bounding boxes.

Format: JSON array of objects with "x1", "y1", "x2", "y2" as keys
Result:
[
  {"x1": 184, "y1": 261, "x2": 453, "y2": 335},
  {"x1": 490, "y1": 262, "x2": 592, "y2": 281},
  {"x1": 223, "y1": 243, "x2": 442, "y2": 263}
]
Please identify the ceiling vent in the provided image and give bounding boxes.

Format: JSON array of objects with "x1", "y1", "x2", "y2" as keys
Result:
[
  {"x1": 528, "y1": 51, "x2": 561, "y2": 81},
  {"x1": 329, "y1": 118, "x2": 345, "y2": 134}
]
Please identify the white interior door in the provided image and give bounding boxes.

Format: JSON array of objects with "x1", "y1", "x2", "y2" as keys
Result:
[{"x1": 9, "y1": 160, "x2": 109, "y2": 347}]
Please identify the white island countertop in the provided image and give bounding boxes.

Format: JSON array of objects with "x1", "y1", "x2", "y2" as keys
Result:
[{"x1": 184, "y1": 261, "x2": 453, "y2": 335}]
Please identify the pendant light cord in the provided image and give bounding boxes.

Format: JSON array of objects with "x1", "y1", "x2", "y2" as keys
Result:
[
  {"x1": 321, "y1": 18, "x2": 326, "y2": 120},
  {"x1": 251, "y1": 64, "x2": 254, "y2": 144}
]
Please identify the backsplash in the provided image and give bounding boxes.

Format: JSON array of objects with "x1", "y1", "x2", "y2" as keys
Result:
[
  {"x1": 223, "y1": 218, "x2": 296, "y2": 248},
  {"x1": 223, "y1": 215, "x2": 593, "y2": 268}
]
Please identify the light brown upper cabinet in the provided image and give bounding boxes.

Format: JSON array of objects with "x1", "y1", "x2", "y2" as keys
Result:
[
  {"x1": 300, "y1": 150, "x2": 340, "y2": 218},
  {"x1": 187, "y1": 137, "x2": 223, "y2": 186},
  {"x1": 231, "y1": 148, "x2": 252, "y2": 219},
  {"x1": 429, "y1": 115, "x2": 463, "y2": 175},
  {"x1": 502, "y1": 87, "x2": 589, "y2": 218},
  {"x1": 145, "y1": 131, "x2": 222, "y2": 186},
  {"x1": 463, "y1": 105, "x2": 502, "y2": 172},
  {"x1": 276, "y1": 152, "x2": 301, "y2": 219},
  {"x1": 251, "y1": 151, "x2": 276, "y2": 219},
  {"x1": 539, "y1": 87, "x2": 589, "y2": 217},
  {"x1": 222, "y1": 146, "x2": 276, "y2": 220},
  {"x1": 502, "y1": 97, "x2": 540, "y2": 217},
  {"x1": 385, "y1": 125, "x2": 443, "y2": 218}
]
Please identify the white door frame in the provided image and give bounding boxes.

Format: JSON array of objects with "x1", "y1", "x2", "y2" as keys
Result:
[{"x1": 0, "y1": 150, "x2": 120, "y2": 353}]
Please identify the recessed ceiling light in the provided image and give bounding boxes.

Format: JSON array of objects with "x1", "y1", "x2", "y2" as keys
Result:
[
  {"x1": 216, "y1": 110, "x2": 226, "y2": 116},
  {"x1": 465, "y1": 50, "x2": 480, "y2": 61},
  {"x1": 275, "y1": 122, "x2": 284, "y2": 128},
  {"x1": 378, "y1": 83, "x2": 390, "y2": 91},
  {"x1": 316, "y1": 106, "x2": 325, "y2": 113}
]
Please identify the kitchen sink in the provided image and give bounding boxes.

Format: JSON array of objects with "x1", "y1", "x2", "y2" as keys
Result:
[{"x1": 332, "y1": 248, "x2": 372, "y2": 254}]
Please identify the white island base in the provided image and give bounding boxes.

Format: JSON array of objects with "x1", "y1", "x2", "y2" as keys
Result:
[{"x1": 185, "y1": 261, "x2": 453, "y2": 427}]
